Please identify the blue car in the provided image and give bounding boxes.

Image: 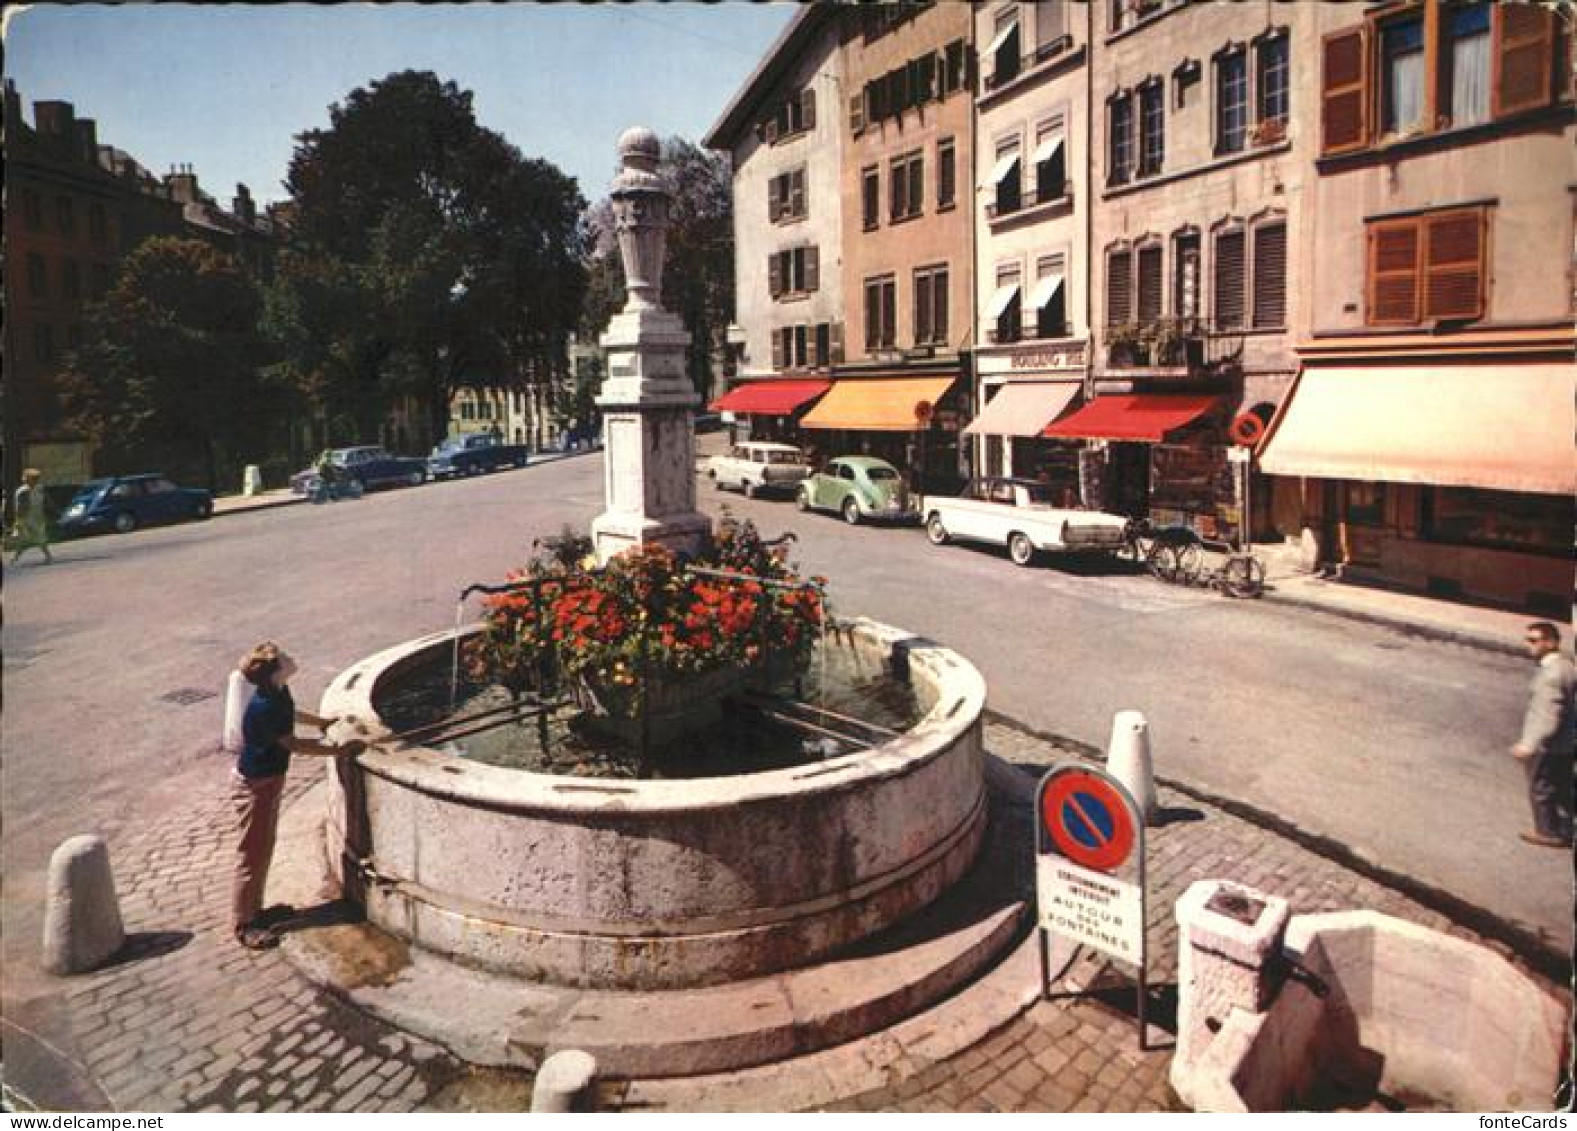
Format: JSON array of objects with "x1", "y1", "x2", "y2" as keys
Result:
[{"x1": 57, "y1": 474, "x2": 213, "y2": 536}]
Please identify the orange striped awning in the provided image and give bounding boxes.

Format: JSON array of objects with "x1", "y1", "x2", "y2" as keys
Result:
[{"x1": 799, "y1": 377, "x2": 956, "y2": 431}]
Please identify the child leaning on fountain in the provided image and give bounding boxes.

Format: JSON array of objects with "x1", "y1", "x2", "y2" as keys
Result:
[{"x1": 230, "y1": 642, "x2": 366, "y2": 950}]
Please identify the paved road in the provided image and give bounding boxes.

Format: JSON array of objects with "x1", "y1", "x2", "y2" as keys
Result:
[{"x1": 3, "y1": 451, "x2": 1567, "y2": 1038}]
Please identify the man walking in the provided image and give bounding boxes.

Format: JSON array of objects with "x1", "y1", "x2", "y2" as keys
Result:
[{"x1": 1511, "y1": 621, "x2": 1575, "y2": 849}]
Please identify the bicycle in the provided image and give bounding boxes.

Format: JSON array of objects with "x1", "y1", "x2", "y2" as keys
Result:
[
  {"x1": 1170, "y1": 540, "x2": 1266, "y2": 599},
  {"x1": 1120, "y1": 520, "x2": 1200, "y2": 582}
]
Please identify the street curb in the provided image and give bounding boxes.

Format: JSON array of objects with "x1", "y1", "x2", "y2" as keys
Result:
[
  {"x1": 1260, "y1": 585, "x2": 1524, "y2": 659},
  {"x1": 983, "y1": 710, "x2": 1572, "y2": 985}
]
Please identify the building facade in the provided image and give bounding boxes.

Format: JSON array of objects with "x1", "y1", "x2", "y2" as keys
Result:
[
  {"x1": 968, "y1": 0, "x2": 1091, "y2": 494},
  {"x1": 1258, "y1": 0, "x2": 1575, "y2": 614}
]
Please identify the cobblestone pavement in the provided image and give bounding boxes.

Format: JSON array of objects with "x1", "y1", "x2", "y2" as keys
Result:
[{"x1": 12, "y1": 719, "x2": 1561, "y2": 1113}]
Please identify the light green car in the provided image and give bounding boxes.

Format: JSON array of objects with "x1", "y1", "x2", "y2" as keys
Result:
[{"x1": 795, "y1": 456, "x2": 915, "y2": 525}]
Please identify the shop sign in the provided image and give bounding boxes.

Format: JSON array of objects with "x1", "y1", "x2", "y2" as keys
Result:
[{"x1": 1009, "y1": 343, "x2": 1087, "y2": 372}]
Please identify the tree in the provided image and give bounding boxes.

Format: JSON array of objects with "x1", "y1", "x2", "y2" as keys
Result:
[
  {"x1": 61, "y1": 238, "x2": 283, "y2": 490},
  {"x1": 282, "y1": 71, "x2": 587, "y2": 444}
]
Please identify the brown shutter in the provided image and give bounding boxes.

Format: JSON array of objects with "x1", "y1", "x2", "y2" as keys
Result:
[
  {"x1": 1320, "y1": 26, "x2": 1370, "y2": 155},
  {"x1": 1422, "y1": 209, "x2": 1486, "y2": 321},
  {"x1": 1137, "y1": 245, "x2": 1163, "y2": 324},
  {"x1": 763, "y1": 116, "x2": 780, "y2": 145},
  {"x1": 768, "y1": 252, "x2": 784, "y2": 298},
  {"x1": 1251, "y1": 222, "x2": 1287, "y2": 328},
  {"x1": 1367, "y1": 218, "x2": 1422, "y2": 325},
  {"x1": 791, "y1": 169, "x2": 806, "y2": 217},
  {"x1": 805, "y1": 245, "x2": 819, "y2": 292},
  {"x1": 882, "y1": 280, "x2": 896, "y2": 347},
  {"x1": 830, "y1": 321, "x2": 845, "y2": 363},
  {"x1": 865, "y1": 283, "x2": 880, "y2": 351},
  {"x1": 909, "y1": 155, "x2": 924, "y2": 214},
  {"x1": 1106, "y1": 250, "x2": 1133, "y2": 326},
  {"x1": 771, "y1": 328, "x2": 785, "y2": 369},
  {"x1": 1493, "y1": 3, "x2": 1555, "y2": 117},
  {"x1": 768, "y1": 178, "x2": 781, "y2": 222},
  {"x1": 1213, "y1": 230, "x2": 1246, "y2": 330},
  {"x1": 802, "y1": 88, "x2": 816, "y2": 130},
  {"x1": 934, "y1": 269, "x2": 949, "y2": 344},
  {"x1": 807, "y1": 323, "x2": 821, "y2": 369},
  {"x1": 849, "y1": 93, "x2": 865, "y2": 135},
  {"x1": 914, "y1": 272, "x2": 931, "y2": 345}
]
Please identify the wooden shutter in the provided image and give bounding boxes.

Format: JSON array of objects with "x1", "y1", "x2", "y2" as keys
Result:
[
  {"x1": 790, "y1": 169, "x2": 805, "y2": 218},
  {"x1": 1137, "y1": 245, "x2": 1163, "y2": 324},
  {"x1": 768, "y1": 178, "x2": 781, "y2": 222},
  {"x1": 763, "y1": 116, "x2": 780, "y2": 145},
  {"x1": 805, "y1": 246, "x2": 819, "y2": 292},
  {"x1": 914, "y1": 272, "x2": 932, "y2": 345},
  {"x1": 865, "y1": 283, "x2": 880, "y2": 351},
  {"x1": 1493, "y1": 3, "x2": 1555, "y2": 117},
  {"x1": 1367, "y1": 218, "x2": 1422, "y2": 325},
  {"x1": 830, "y1": 321, "x2": 845, "y2": 363},
  {"x1": 1106, "y1": 250, "x2": 1133, "y2": 326},
  {"x1": 1214, "y1": 230, "x2": 1246, "y2": 329},
  {"x1": 1320, "y1": 26, "x2": 1370, "y2": 155},
  {"x1": 882, "y1": 281, "x2": 896, "y2": 348},
  {"x1": 768, "y1": 252, "x2": 784, "y2": 298},
  {"x1": 802, "y1": 88, "x2": 816, "y2": 130},
  {"x1": 1422, "y1": 209, "x2": 1485, "y2": 321},
  {"x1": 909, "y1": 155, "x2": 924, "y2": 214},
  {"x1": 807, "y1": 323, "x2": 821, "y2": 369},
  {"x1": 1251, "y1": 222, "x2": 1287, "y2": 328},
  {"x1": 934, "y1": 269, "x2": 949, "y2": 344},
  {"x1": 771, "y1": 328, "x2": 785, "y2": 369},
  {"x1": 849, "y1": 93, "x2": 865, "y2": 135}
]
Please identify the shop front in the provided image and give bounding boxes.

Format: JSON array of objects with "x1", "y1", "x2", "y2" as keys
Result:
[
  {"x1": 968, "y1": 340, "x2": 1089, "y2": 500},
  {"x1": 1258, "y1": 358, "x2": 1574, "y2": 616},
  {"x1": 708, "y1": 378, "x2": 831, "y2": 445},
  {"x1": 799, "y1": 368, "x2": 965, "y2": 492}
]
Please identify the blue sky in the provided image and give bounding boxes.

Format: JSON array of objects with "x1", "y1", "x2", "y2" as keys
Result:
[{"x1": 4, "y1": 2, "x2": 797, "y2": 208}]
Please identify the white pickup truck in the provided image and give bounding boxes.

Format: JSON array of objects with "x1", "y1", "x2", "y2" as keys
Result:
[
  {"x1": 921, "y1": 477, "x2": 1130, "y2": 566},
  {"x1": 705, "y1": 441, "x2": 813, "y2": 498}
]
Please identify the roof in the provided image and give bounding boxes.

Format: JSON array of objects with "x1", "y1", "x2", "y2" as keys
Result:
[
  {"x1": 733, "y1": 441, "x2": 806, "y2": 453},
  {"x1": 703, "y1": 5, "x2": 837, "y2": 150},
  {"x1": 829, "y1": 456, "x2": 900, "y2": 471}
]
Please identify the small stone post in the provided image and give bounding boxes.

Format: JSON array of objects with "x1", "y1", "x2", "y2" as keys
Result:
[
  {"x1": 1105, "y1": 709, "x2": 1157, "y2": 823},
  {"x1": 1170, "y1": 879, "x2": 1290, "y2": 1109},
  {"x1": 530, "y1": 1049, "x2": 599, "y2": 1112},
  {"x1": 243, "y1": 464, "x2": 263, "y2": 496},
  {"x1": 41, "y1": 835, "x2": 125, "y2": 975}
]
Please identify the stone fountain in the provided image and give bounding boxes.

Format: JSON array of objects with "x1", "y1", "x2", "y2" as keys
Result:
[{"x1": 282, "y1": 130, "x2": 1023, "y2": 1080}]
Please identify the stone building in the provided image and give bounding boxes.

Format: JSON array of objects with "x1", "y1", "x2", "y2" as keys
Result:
[
  {"x1": 1082, "y1": 0, "x2": 1317, "y2": 541},
  {"x1": 1257, "y1": 0, "x2": 1575, "y2": 614},
  {"x1": 967, "y1": 0, "x2": 1091, "y2": 492}
]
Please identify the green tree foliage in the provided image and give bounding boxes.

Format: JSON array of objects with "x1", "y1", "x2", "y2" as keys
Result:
[
  {"x1": 279, "y1": 71, "x2": 588, "y2": 445},
  {"x1": 62, "y1": 238, "x2": 284, "y2": 491}
]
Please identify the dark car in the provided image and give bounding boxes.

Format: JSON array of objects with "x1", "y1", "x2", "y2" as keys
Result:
[
  {"x1": 289, "y1": 446, "x2": 428, "y2": 495},
  {"x1": 57, "y1": 474, "x2": 213, "y2": 536}
]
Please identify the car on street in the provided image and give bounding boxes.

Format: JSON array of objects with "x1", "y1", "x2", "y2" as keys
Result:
[
  {"x1": 289, "y1": 446, "x2": 428, "y2": 496},
  {"x1": 427, "y1": 433, "x2": 530, "y2": 479},
  {"x1": 795, "y1": 456, "x2": 914, "y2": 524},
  {"x1": 57, "y1": 474, "x2": 213, "y2": 536},
  {"x1": 705, "y1": 441, "x2": 814, "y2": 498},
  {"x1": 921, "y1": 477, "x2": 1129, "y2": 566}
]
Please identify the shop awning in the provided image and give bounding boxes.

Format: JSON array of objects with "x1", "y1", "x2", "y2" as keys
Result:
[
  {"x1": 1029, "y1": 272, "x2": 1064, "y2": 311},
  {"x1": 1258, "y1": 363, "x2": 1575, "y2": 495},
  {"x1": 709, "y1": 379, "x2": 830, "y2": 416},
  {"x1": 800, "y1": 376, "x2": 956, "y2": 432},
  {"x1": 964, "y1": 382, "x2": 1081, "y2": 437},
  {"x1": 1043, "y1": 393, "x2": 1219, "y2": 442}
]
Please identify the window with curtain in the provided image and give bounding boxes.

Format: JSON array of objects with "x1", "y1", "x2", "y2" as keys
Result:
[
  {"x1": 1257, "y1": 34, "x2": 1290, "y2": 125},
  {"x1": 1447, "y1": 4, "x2": 1491, "y2": 126},
  {"x1": 1380, "y1": 16, "x2": 1425, "y2": 134},
  {"x1": 1138, "y1": 82, "x2": 1164, "y2": 176},
  {"x1": 1216, "y1": 49, "x2": 1248, "y2": 153},
  {"x1": 1109, "y1": 96, "x2": 1135, "y2": 185}
]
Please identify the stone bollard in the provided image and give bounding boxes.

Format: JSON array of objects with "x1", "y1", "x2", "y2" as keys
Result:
[
  {"x1": 1105, "y1": 709, "x2": 1156, "y2": 824},
  {"x1": 242, "y1": 465, "x2": 263, "y2": 496},
  {"x1": 530, "y1": 1049, "x2": 598, "y2": 1112},
  {"x1": 42, "y1": 835, "x2": 126, "y2": 975},
  {"x1": 1170, "y1": 879, "x2": 1290, "y2": 1110}
]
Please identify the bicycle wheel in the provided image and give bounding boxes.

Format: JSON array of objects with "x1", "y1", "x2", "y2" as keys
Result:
[
  {"x1": 1173, "y1": 540, "x2": 1205, "y2": 584},
  {"x1": 1142, "y1": 539, "x2": 1170, "y2": 578},
  {"x1": 1222, "y1": 554, "x2": 1266, "y2": 598}
]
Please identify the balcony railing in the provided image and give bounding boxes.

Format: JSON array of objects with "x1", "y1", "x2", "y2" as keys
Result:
[
  {"x1": 985, "y1": 181, "x2": 1073, "y2": 221},
  {"x1": 983, "y1": 35, "x2": 1074, "y2": 92},
  {"x1": 1104, "y1": 318, "x2": 1204, "y2": 369}
]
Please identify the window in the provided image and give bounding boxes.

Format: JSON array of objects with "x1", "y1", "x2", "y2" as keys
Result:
[
  {"x1": 992, "y1": 136, "x2": 1022, "y2": 215},
  {"x1": 1251, "y1": 221, "x2": 1287, "y2": 328},
  {"x1": 1173, "y1": 231, "x2": 1201, "y2": 322},
  {"x1": 890, "y1": 151, "x2": 923, "y2": 222},
  {"x1": 1136, "y1": 244, "x2": 1164, "y2": 324},
  {"x1": 940, "y1": 39, "x2": 968, "y2": 95},
  {"x1": 1033, "y1": 121, "x2": 1066, "y2": 203},
  {"x1": 1445, "y1": 4, "x2": 1491, "y2": 127},
  {"x1": 1257, "y1": 33, "x2": 1290, "y2": 127},
  {"x1": 768, "y1": 246, "x2": 819, "y2": 298},
  {"x1": 865, "y1": 49, "x2": 949, "y2": 125},
  {"x1": 1380, "y1": 15, "x2": 1426, "y2": 136},
  {"x1": 1035, "y1": 0, "x2": 1066, "y2": 53},
  {"x1": 764, "y1": 87, "x2": 816, "y2": 144},
  {"x1": 862, "y1": 166, "x2": 880, "y2": 230},
  {"x1": 27, "y1": 254, "x2": 47, "y2": 297},
  {"x1": 1366, "y1": 206, "x2": 1488, "y2": 325},
  {"x1": 55, "y1": 195, "x2": 75, "y2": 237},
  {"x1": 768, "y1": 168, "x2": 807, "y2": 222},
  {"x1": 34, "y1": 323, "x2": 55, "y2": 364},
  {"x1": 815, "y1": 323, "x2": 832, "y2": 367},
  {"x1": 1108, "y1": 94, "x2": 1135, "y2": 184},
  {"x1": 1216, "y1": 47, "x2": 1249, "y2": 154},
  {"x1": 62, "y1": 259, "x2": 81, "y2": 301},
  {"x1": 913, "y1": 264, "x2": 949, "y2": 346},
  {"x1": 1213, "y1": 228, "x2": 1246, "y2": 329},
  {"x1": 865, "y1": 276, "x2": 897, "y2": 351},
  {"x1": 937, "y1": 138, "x2": 956, "y2": 210},
  {"x1": 1105, "y1": 248, "x2": 1133, "y2": 326},
  {"x1": 1138, "y1": 81, "x2": 1164, "y2": 176},
  {"x1": 88, "y1": 202, "x2": 108, "y2": 244},
  {"x1": 1034, "y1": 253, "x2": 1067, "y2": 339},
  {"x1": 988, "y1": 10, "x2": 1021, "y2": 89},
  {"x1": 992, "y1": 262, "x2": 1023, "y2": 343},
  {"x1": 22, "y1": 189, "x2": 42, "y2": 231}
]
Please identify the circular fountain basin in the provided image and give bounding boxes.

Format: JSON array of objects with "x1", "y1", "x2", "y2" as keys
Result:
[{"x1": 319, "y1": 618, "x2": 987, "y2": 991}]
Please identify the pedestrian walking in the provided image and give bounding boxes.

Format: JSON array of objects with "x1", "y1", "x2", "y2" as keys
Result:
[
  {"x1": 10, "y1": 468, "x2": 54, "y2": 565},
  {"x1": 1511, "y1": 621, "x2": 1575, "y2": 849},
  {"x1": 231, "y1": 642, "x2": 365, "y2": 949}
]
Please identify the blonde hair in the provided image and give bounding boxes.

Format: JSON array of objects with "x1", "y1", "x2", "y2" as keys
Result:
[
  {"x1": 239, "y1": 641, "x2": 283, "y2": 687},
  {"x1": 22, "y1": 469, "x2": 42, "y2": 485}
]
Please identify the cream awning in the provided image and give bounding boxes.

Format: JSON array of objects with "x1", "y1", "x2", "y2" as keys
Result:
[
  {"x1": 1029, "y1": 273, "x2": 1065, "y2": 311},
  {"x1": 984, "y1": 20, "x2": 1019, "y2": 60},
  {"x1": 988, "y1": 151, "x2": 1021, "y2": 188},
  {"x1": 1258, "y1": 363, "x2": 1576, "y2": 495},
  {"x1": 1030, "y1": 133, "x2": 1065, "y2": 167},
  {"x1": 964, "y1": 382, "x2": 1082, "y2": 437},
  {"x1": 986, "y1": 283, "x2": 1022, "y2": 320}
]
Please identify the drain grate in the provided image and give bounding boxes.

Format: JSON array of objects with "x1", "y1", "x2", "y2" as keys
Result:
[{"x1": 160, "y1": 687, "x2": 218, "y2": 706}]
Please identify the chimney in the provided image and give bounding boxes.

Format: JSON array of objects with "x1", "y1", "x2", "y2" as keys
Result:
[
  {"x1": 4, "y1": 81, "x2": 21, "y2": 130},
  {"x1": 232, "y1": 183, "x2": 256, "y2": 224},
  {"x1": 166, "y1": 163, "x2": 199, "y2": 204},
  {"x1": 74, "y1": 119, "x2": 98, "y2": 162},
  {"x1": 33, "y1": 99, "x2": 76, "y2": 138}
]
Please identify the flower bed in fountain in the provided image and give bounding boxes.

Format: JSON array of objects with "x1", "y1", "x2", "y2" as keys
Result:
[{"x1": 465, "y1": 520, "x2": 826, "y2": 744}]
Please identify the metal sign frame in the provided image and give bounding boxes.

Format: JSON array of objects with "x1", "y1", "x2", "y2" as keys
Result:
[{"x1": 1035, "y1": 763, "x2": 1150, "y2": 1049}]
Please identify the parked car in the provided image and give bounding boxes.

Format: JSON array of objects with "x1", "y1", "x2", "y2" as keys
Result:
[
  {"x1": 427, "y1": 433, "x2": 530, "y2": 479},
  {"x1": 290, "y1": 446, "x2": 428, "y2": 496},
  {"x1": 57, "y1": 474, "x2": 213, "y2": 536},
  {"x1": 705, "y1": 441, "x2": 813, "y2": 498},
  {"x1": 921, "y1": 477, "x2": 1129, "y2": 567},
  {"x1": 795, "y1": 456, "x2": 914, "y2": 525}
]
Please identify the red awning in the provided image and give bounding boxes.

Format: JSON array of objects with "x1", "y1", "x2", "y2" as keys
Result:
[
  {"x1": 1043, "y1": 394, "x2": 1219, "y2": 442},
  {"x1": 710, "y1": 379, "x2": 831, "y2": 416}
]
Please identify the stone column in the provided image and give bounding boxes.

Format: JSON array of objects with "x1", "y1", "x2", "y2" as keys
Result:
[{"x1": 590, "y1": 127, "x2": 711, "y2": 565}]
